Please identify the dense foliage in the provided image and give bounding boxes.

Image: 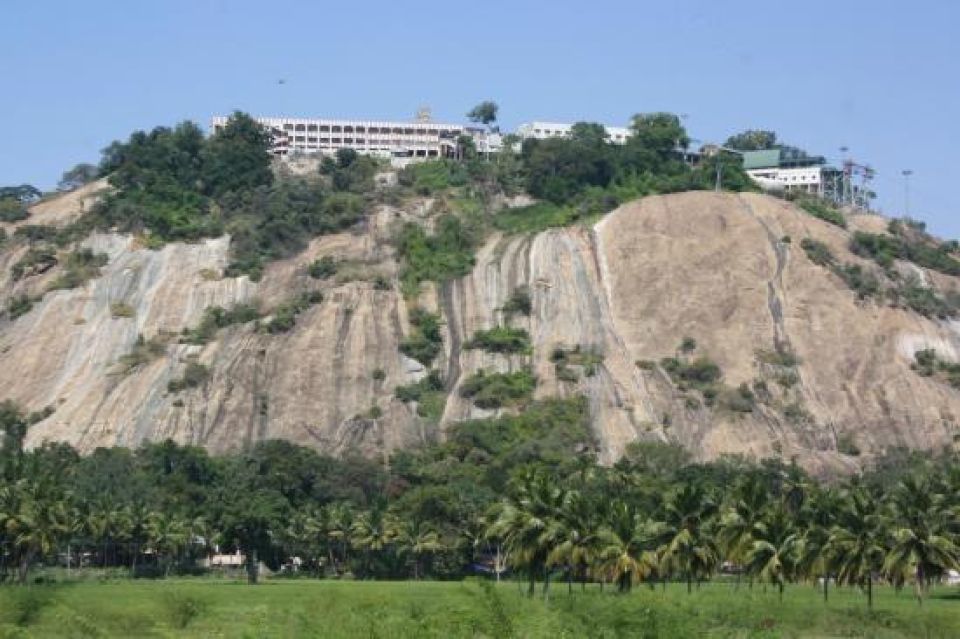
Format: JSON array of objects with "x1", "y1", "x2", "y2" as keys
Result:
[
  {"x1": 88, "y1": 113, "x2": 369, "y2": 280},
  {"x1": 851, "y1": 225, "x2": 960, "y2": 276},
  {"x1": 518, "y1": 116, "x2": 756, "y2": 219},
  {"x1": 2, "y1": 397, "x2": 959, "y2": 609},
  {"x1": 394, "y1": 214, "x2": 479, "y2": 296},
  {"x1": 801, "y1": 233, "x2": 958, "y2": 317},
  {"x1": 796, "y1": 197, "x2": 846, "y2": 228},
  {"x1": 464, "y1": 327, "x2": 532, "y2": 354}
]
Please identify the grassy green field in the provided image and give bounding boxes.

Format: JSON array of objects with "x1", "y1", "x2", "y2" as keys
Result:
[{"x1": 0, "y1": 578, "x2": 958, "y2": 638}]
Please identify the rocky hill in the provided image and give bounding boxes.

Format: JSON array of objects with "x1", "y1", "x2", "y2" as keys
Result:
[{"x1": 2, "y1": 181, "x2": 959, "y2": 474}]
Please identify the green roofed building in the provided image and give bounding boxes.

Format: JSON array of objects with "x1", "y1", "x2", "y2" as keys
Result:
[{"x1": 742, "y1": 147, "x2": 842, "y2": 202}]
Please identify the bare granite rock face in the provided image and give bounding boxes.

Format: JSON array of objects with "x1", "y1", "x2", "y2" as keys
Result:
[{"x1": 3, "y1": 189, "x2": 959, "y2": 472}]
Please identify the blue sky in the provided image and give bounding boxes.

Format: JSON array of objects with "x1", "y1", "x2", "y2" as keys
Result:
[{"x1": 2, "y1": 1, "x2": 957, "y2": 235}]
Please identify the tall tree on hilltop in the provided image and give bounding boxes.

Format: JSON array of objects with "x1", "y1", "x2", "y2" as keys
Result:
[
  {"x1": 724, "y1": 129, "x2": 778, "y2": 151},
  {"x1": 467, "y1": 101, "x2": 499, "y2": 132},
  {"x1": 201, "y1": 111, "x2": 274, "y2": 198}
]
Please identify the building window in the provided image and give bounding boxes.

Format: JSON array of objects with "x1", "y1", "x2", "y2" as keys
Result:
[
  {"x1": 344, "y1": 126, "x2": 354, "y2": 133},
  {"x1": 356, "y1": 138, "x2": 365, "y2": 144},
  {"x1": 308, "y1": 137, "x2": 317, "y2": 143},
  {"x1": 344, "y1": 138, "x2": 354, "y2": 144},
  {"x1": 320, "y1": 138, "x2": 330, "y2": 143},
  {"x1": 295, "y1": 136, "x2": 305, "y2": 142},
  {"x1": 356, "y1": 126, "x2": 365, "y2": 133},
  {"x1": 307, "y1": 124, "x2": 318, "y2": 132},
  {"x1": 320, "y1": 125, "x2": 330, "y2": 132},
  {"x1": 332, "y1": 138, "x2": 341, "y2": 144},
  {"x1": 295, "y1": 124, "x2": 306, "y2": 131},
  {"x1": 284, "y1": 124, "x2": 294, "y2": 130},
  {"x1": 332, "y1": 126, "x2": 341, "y2": 133}
]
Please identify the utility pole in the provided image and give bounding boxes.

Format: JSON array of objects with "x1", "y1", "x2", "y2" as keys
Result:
[
  {"x1": 839, "y1": 146, "x2": 850, "y2": 206},
  {"x1": 902, "y1": 169, "x2": 913, "y2": 218}
]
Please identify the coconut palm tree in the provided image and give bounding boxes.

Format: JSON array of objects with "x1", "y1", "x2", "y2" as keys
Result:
[
  {"x1": 350, "y1": 504, "x2": 392, "y2": 578},
  {"x1": 719, "y1": 474, "x2": 770, "y2": 587},
  {"x1": 797, "y1": 486, "x2": 843, "y2": 602},
  {"x1": 545, "y1": 490, "x2": 602, "y2": 593},
  {"x1": 6, "y1": 480, "x2": 70, "y2": 584},
  {"x1": 85, "y1": 500, "x2": 123, "y2": 568},
  {"x1": 658, "y1": 483, "x2": 720, "y2": 592},
  {"x1": 743, "y1": 505, "x2": 801, "y2": 601},
  {"x1": 883, "y1": 473, "x2": 960, "y2": 605},
  {"x1": 0, "y1": 480, "x2": 22, "y2": 580},
  {"x1": 121, "y1": 501, "x2": 152, "y2": 575},
  {"x1": 487, "y1": 469, "x2": 564, "y2": 597},
  {"x1": 145, "y1": 511, "x2": 188, "y2": 576},
  {"x1": 826, "y1": 487, "x2": 888, "y2": 609},
  {"x1": 390, "y1": 515, "x2": 444, "y2": 579},
  {"x1": 594, "y1": 500, "x2": 657, "y2": 593},
  {"x1": 323, "y1": 502, "x2": 353, "y2": 576}
]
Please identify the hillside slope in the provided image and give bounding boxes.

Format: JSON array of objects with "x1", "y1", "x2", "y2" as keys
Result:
[{"x1": 2, "y1": 188, "x2": 958, "y2": 472}]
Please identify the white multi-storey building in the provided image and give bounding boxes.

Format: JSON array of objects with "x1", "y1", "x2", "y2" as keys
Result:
[
  {"x1": 515, "y1": 121, "x2": 632, "y2": 144},
  {"x1": 211, "y1": 115, "x2": 475, "y2": 161},
  {"x1": 746, "y1": 165, "x2": 826, "y2": 194},
  {"x1": 741, "y1": 149, "x2": 841, "y2": 198}
]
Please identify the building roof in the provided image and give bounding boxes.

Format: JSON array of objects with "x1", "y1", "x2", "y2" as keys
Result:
[{"x1": 741, "y1": 149, "x2": 782, "y2": 170}]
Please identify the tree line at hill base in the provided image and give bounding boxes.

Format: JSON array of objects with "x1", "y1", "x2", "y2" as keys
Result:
[{"x1": 1, "y1": 399, "x2": 959, "y2": 609}]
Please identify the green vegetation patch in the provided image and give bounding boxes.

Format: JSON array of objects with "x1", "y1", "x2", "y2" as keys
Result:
[
  {"x1": 181, "y1": 302, "x2": 263, "y2": 345},
  {"x1": 756, "y1": 347, "x2": 801, "y2": 368},
  {"x1": 657, "y1": 340, "x2": 757, "y2": 412},
  {"x1": 492, "y1": 201, "x2": 579, "y2": 234},
  {"x1": 225, "y1": 187, "x2": 366, "y2": 281},
  {"x1": 394, "y1": 370, "x2": 447, "y2": 421},
  {"x1": 110, "y1": 302, "x2": 136, "y2": 318},
  {"x1": 167, "y1": 362, "x2": 211, "y2": 393},
  {"x1": 464, "y1": 326, "x2": 532, "y2": 354},
  {"x1": 115, "y1": 334, "x2": 169, "y2": 375},
  {"x1": 448, "y1": 395, "x2": 591, "y2": 473},
  {"x1": 6, "y1": 293, "x2": 34, "y2": 319},
  {"x1": 87, "y1": 113, "x2": 369, "y2": 281},
  {"x1": 308, "y1": 255, "x2": 337, "y2": 279},
  {"x1": 11, "y1": 246, "x2": 57, "y2": 280},
  {"x1": 501, "y1": 286, "x2": 532, "y2": 317},
  {"x1": 0, "y1": 197, "x2": 29, "y2": 222},
  {"x1": 459, "y1": 368, "x2": 536, "y2": 409},
  {"x1": 399, "y1": 308, "x2": 443, "y2": 367},
  {"x1": 398, "y1": 160, "x2": 468, "y2": 195},
  {"x1": 801, "y1": 237, "x2": 884, "y2": 302},
  {"x1": 800, "y1": 238, "x2": 835, "y2": 267},
  {"x1": 48, "y1": 248, "x2": 109, "y2": 291},
  {"x1": 889, "y1": 277, "x2": 959, "y2": 319},
  {"x1": 1, "y1": 580, "x2": 959, "y2": 638},
  {"x1": 551, "y1": 344, "x2": 604, "y2": 381},
  {"x1": 912, "y1": 348, "x2": 960, "y2": 388},
  {"x1": 717, "y1": 382, "x2": 757, "y2": 413},
  {"x1": 851, "y1": 228, "x2": 960, "y2": 276},
  {"x1": 660, "y1": 355, "x2": 722, "y2": 390},
  {"x1": 796, "y1": 197, "x2": 847, "y2": 228},
  {"x1": 262, "y1": 291, "x2": 323, "y2": 334},
  {"x1": 394, "y1": 215, "x2": 478, "y2": 296}
]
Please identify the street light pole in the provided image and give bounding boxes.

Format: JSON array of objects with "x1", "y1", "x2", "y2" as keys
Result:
[
  {"x1": 901, "y1": 169, "x2": 913, "y2": 218},
  {"x1": 714, "y1": 146, "x2": 744, "y2": 192}
]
